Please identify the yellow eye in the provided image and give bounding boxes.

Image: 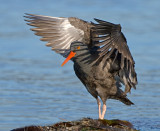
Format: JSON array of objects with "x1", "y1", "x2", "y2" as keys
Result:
[{"x1": 77, "y1": 46, "x2": 80, "y2": 50}]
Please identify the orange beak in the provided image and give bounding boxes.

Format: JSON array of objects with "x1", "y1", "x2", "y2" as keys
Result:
[{"x1": 61, "y1": 51, "x2": 76, "y2": 67}]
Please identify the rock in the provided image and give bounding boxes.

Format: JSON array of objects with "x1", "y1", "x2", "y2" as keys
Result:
[{"x1": 11, "y1": 118, "x2": 138, "y2": 131}]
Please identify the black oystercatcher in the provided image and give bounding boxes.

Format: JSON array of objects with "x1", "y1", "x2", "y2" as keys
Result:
[{"x1": 25, "y1": 14, "x2": 137, "y2": 119}]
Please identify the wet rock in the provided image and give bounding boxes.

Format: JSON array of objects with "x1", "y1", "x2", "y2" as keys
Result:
[{"x1": 12, "y1": 118, "x2": 138, "y2": 131}]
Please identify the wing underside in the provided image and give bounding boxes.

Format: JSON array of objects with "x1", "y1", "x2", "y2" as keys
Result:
[{"x1": 24, "y1": 14, "x2": 84, "y2": 57}]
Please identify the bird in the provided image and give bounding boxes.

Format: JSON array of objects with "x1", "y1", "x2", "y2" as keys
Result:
[{"x1": 24, "y1": 14, "x2": 137, "y2": 119}]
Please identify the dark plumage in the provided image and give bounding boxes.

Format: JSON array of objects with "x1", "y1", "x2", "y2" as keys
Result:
[{"x1": 24, "y1": 14, "x2": 137, "y2": 119}]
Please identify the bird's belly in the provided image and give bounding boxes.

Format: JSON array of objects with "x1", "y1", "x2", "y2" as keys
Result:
[{"x1": 74, "y1": 63, "x2": 116, "y2": 100}]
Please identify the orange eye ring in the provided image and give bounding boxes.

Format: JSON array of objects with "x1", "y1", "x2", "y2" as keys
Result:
[{"x1": 77, "y1": 46, "x2": 80, "y2": 50}]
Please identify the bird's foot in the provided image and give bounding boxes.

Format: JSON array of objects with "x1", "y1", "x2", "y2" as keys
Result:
[
  {"x1": 101, "y1": 104, "x2": 106, "y2": 119},
  {"x1": 97, "y1": 98, "x2": 107, "y2": 120},
  {"x1": 97, "y1": 98, "x2": 102, "y2": 119}
]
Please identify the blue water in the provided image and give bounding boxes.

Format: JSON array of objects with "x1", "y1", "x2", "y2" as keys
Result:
[{"x1": 0, "y1": 0, "x2": 160, "y2": 130}]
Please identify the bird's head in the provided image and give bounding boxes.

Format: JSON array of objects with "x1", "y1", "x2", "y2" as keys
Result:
[{"x1": 61, "y1": 41, "x2": 89, "y2": 66}]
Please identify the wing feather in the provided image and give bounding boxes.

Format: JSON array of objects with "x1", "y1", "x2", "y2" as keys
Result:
[
  {"x1": 91, "y1": 18, "x2": 137, "y2": 93},
  {"x1": 24, "y1": 13, "x2": 84, "y2": 57}
]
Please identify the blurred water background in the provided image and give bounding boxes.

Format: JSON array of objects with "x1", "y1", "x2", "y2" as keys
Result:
[{"x1": 0, "y1": 0, "x2": 160, "y2": 130}]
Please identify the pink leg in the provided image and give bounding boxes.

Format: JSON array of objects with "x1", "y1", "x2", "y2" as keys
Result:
[
  {"x1": 101, "y1": 103, "x2": 106, "y2": 119},
  {"x1": 97, "y1": 98, "x2": 102, "y2": 119}
]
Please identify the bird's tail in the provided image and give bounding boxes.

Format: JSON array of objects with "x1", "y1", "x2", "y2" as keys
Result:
[
  {"x1": 117, "y1": 96, "x2": 134, "y2": 105},
  {"x1": 109, "y1": 86, "x2": 134, "y2": 105},
  {"x1": 109, "y1": 95, "x2": 134, "y2": 105}
]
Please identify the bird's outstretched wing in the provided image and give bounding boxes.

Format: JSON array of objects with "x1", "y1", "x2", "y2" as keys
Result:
[
  {"x1": 24, "y1": 14, "x2": 85, "y2": 57},
  {"x1": 91, "y1": 18, "x2": 137, "y2": 93}
]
